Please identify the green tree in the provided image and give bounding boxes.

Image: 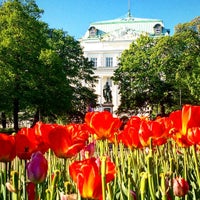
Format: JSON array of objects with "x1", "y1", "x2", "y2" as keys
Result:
[
  {"x1": 150, "y1": 35, "x2": 196, "y2": 112},
  {"x1": 0, "y1": 1, "x2": 98, "y2": 129},
  {"x1": 113, "y1": 35, "x2": 172, "y2": 116},
  {"x1": 113, "y1": 17, "x2": 200, "y2": 117},
  {"x1": 175, "y1": 16, "x2": 200, "y2": 34},
  {"x1": 0, "y1": 0, "x2": 48, "y2": 130},
  {"x1": 31, "y1": 48, "x2": 73, "y2": 122},
  {"x1": 151, "y1": 17, "x2": 200, "y2": 111},
  {"x1": 174, "y1": 17, "x2": 200, "y2": 102},
  {"x1": 36, "y1": 29, "x2": 97, "y2": 123}
]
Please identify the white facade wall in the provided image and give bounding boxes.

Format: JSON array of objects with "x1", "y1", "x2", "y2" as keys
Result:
[
  {"x1": 80, "y1": 15, "x2": 169, "y2": 114},
  {"x1": 81, "y1": 39, "x2": 133, "y2": 113}
]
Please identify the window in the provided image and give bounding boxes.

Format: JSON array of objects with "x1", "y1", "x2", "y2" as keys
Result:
[
  {"x1": 90, "y1": 57, "x2": 97, "y2": 67},
  {"x1": 89, "y1": 26, "x2": 97, "y2": 37},
  {"x1": 106, "y1": 57, "x2": 113, "y2": 67},
  {"x1": 153, "y1": 24, "x2": 162, "y2": 35}
]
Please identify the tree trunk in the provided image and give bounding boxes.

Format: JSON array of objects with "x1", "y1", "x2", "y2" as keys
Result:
[
  {"x1": 13, "y1": 98, "x2": 19, "y2": 132},
  {"x1": 160, "y1": 103, "x2": 165, "y2": 117},
  {"x1": 1, "y1": 112, "x2": 6, "y2": 128}
]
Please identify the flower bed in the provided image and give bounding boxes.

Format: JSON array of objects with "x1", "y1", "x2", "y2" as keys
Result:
[{"x1": 0, "y1": 104, "x2": 200, "y2": 199}]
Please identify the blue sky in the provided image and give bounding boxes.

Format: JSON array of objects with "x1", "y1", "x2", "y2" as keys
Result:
[{"x1": 35, "y1": 0, "x2": 200, "y2": 39}]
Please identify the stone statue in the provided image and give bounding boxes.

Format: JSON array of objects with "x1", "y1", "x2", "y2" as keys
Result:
[{"x1": 103, "y1": 82, "x2": 112, "y2": 103}]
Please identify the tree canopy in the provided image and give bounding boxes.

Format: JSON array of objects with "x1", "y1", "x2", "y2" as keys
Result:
[
  {"x1": 42, "y1": 29, "x2": 98, "y2": 122},
  {"x1": 113, "y1": 17, "x2": 200, "y2": 117},
  {"x1": 0, "y1": 0, "x2": 97, "y2": 129}
]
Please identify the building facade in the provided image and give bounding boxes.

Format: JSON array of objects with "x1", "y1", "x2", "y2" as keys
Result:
[{"x1": 80, "y1": 13, "x2": 170, "y2": 114}]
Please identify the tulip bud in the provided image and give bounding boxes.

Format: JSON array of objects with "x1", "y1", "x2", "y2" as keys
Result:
[
  {"x1": 26, "y1": 151, "x2": 48, "y2": 184},
  {"x1": 173, "y1": 176, "x2": 189, "y2": 197}
]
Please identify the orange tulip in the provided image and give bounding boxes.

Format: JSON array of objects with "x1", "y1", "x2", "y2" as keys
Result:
[
  {"x1": 182, "y1": 104, "x2": 200, "y2": 134},
  {"x1": 187, "y1": 127, "x2": 200, "y2": 145},
  {"x1": 169, "y1": 104, "x2": 200, "y2": 147},
  {"x1": 69, "y1": 157, "x2": 116, "y2": 199},
  {"x1": 85, "y1": 111, "x2": 121, "y2": 142},
  {"x1": 48, "y1": 124, "x2": 89, "y2": 158},
  {"x1": 138, "y1": 119, "x2": 152, "y2": 147},
  {"x1": 0, "y1": 133, "x2": 16, "y2": 162}
]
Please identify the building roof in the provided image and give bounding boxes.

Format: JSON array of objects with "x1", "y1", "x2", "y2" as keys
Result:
[{"x1": 81, "y1": 13, "x2": 170, "y2": 40}]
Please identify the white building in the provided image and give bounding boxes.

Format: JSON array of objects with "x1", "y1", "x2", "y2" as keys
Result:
[{"x1": 80, "y1": 12, "x2": 170, "y2": 114}]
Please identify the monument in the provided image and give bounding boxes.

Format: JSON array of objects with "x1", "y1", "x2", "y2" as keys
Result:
[{"x1": 102, "y1": 82, "x2": 114, "y2": 113}]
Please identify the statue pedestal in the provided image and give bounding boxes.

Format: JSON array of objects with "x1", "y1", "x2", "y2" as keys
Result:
[{"x1": 102, "y1": 102, "x2": 114, "y2": 113}]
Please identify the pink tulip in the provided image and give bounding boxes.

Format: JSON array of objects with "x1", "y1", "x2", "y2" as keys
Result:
[
  {"x1": 60, "y1": 192, "x2": 77, "y2": 200},
  {"x1": 173, "y1": 176, "x2": 189, "y2": 197},
  {"x1": 80, "y1": 141, "x2": 95, "y2": 159},
  {"x1": 26, "y1": 151, "x2": 48, "y2": 184}
]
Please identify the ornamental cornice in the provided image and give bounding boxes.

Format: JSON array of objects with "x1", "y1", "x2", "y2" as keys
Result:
[{"x1": 101, "y1": 27, "x2": 146, "y2": 41}]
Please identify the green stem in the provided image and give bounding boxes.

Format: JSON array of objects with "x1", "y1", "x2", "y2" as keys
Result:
[
  {"x1": 127, "y1": 155, "x2": 131, "y2": 200},
  {"x1": 101, "y1": 156, "x2": 107, "y2": 200},
  {"x1": 50, "y1": 170, "x2": 60, "y2": 200},
  {"x1": 140, "y1": 172, "x2": 147, "y2": 200},
  {"x1": 11, "y1": 170, "x2": 19, "y2": 200},
  {"x1": 119, "y1": 142, "x2": 126, "y2": 180},
  {"x1": 99, "y1": 140, "x2": 104, "y2": 157},
  {"x1": 107, "y1": 183, "x2": 113, "y2": 200},
  {"x1": 192, "y1": 145, "x2": 200, "y2": 187},
  {"x1": 46, "y1": 189, "x2": 51, "y2": 200},
  {"x1": 183, "y1": 148, "x2": 187, "y2": 180},
  {"x1": 113, "y1": 136, "x2": 118, "y2": 193},
  {"x1": 147, "y1": 155, "x2": 156, "y2": 200},
  {"x1": 5, "y1": 162, "x2": 8, "y2": 200},
  {"x1": 160, "y1": 173, "x2": 167, "y2": 200},
  {"x1": 115, "y1": 149, "x2": 124, "y2": 199},
  {"x1": 183, "y1": 148, "x2": 188, "y2": 200},
  {"x1": 23, "y1": 160, "x2": 27, "y2": 200}
]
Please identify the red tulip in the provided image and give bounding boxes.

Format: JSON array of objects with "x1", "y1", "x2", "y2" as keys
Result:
[
  {"x1": 15, "y1": 127, "x2": 39, "y2": 160},
  {"x1": 33, "y1": 121, "x2": 58, "y2": 153},
  {"x1": 69, "y1": 157, "x2": 116, "y2": 199},
  {"x1": 173, "y1": 176, "x2": 189, "y2": 197},
  {"x1": 26, "y1": 182, "x2": 37, "y2": 200},
  {"x1": 26, "y1": 151, "x2": 48, "y2": 184},
  {"x1": 118, "y1": 115, "x2": 168, "y2": 149},
  {"x1": 0, "y1": 133, "x2": 16, "y2": 162},
  {"x1": 48, "y1": 124, "x2": 89, "y2": 158},
  {"x1": 85, "y1": 111, "x2": 121, "y2": 142},
  {"x1": 118, "y1": 116, "x2": 142, "y2": 149},
  {"x1": 145, "y1": 120, "x2": 168, "y2": 146},
  {"x1": 139, "y1": 116, "x2": 168, "y2": 147}
]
